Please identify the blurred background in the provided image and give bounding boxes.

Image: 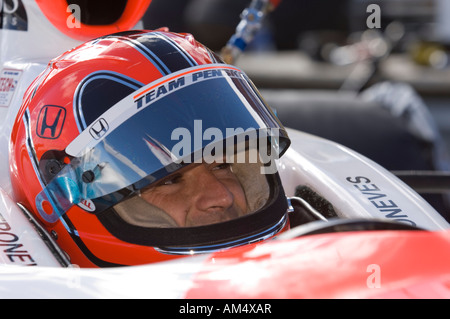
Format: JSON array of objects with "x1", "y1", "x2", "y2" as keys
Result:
[
  {"x1": 143, "y1": 0, "x2": 450, "y2": 145},
  {"x1": 142, "y1": 0, "x2": 450, "y2": 218}
]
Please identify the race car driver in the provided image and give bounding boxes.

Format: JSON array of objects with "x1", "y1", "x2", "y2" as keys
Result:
[{"x1": 9, "y1": 29, "x2": 292, "y2": 267}]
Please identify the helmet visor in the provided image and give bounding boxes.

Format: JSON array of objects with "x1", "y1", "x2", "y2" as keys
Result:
[{"x1": 35, "y1": 64, "x2": 289, "y2": 223}]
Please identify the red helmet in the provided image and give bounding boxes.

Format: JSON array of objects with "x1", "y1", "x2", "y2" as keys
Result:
[
  {"x1": 9, "y1": 30, "x2": 290, "y2": 267},
  {"x1": 36, "y1": 0, "x2": 152, "y2": 41}
]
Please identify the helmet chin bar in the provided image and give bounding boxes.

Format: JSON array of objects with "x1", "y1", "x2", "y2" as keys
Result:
[{"x1": 153, "y1": 214, "x2": 288, "y2": 255}]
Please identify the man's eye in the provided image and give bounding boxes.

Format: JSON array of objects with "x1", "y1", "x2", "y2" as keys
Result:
[
  {"x1": 211, "y1": 163, "x2": 231, "y2": 171},
  {"x1": 161, "y1": 174, "x2": 182, "y2": 185}
]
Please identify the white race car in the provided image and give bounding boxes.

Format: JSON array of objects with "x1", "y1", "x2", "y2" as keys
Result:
[{"x1": 0, "y1": 0, "x2": 449, "y2": 300}]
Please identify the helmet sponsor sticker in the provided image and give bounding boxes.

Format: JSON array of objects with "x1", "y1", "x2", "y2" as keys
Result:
[
  {"x1": 78, "y1": 199, "x2": 96, "y2": 212},
  {"x1": 89, "y1": 118, "x2": 109, "y2": 140},
  {"x1": 36, "y1": 105, "x2": 66, "y2": 139},
  {"x1": 133, "y1": 65, "x2": 243, "y2": 110},
  {"x1": 0, "y1": 68, "x2": 22, "y2": 108}
]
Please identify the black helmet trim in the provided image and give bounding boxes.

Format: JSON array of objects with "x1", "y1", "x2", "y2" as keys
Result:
[
  {"x1": 110, "y1": 31, "x2": 199, "y2": 75},
  {"x1": 73, "y1": 70, "x2": 144, "y2": 132}
]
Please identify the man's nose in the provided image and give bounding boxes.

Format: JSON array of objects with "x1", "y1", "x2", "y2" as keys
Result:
[{"x1": 192, "y1": 168, "x2": 234, "y2": 212}]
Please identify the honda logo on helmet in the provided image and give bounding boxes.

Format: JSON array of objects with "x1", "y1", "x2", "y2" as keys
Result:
[
  {"x1": 89, "y1": 118, "x2": 109, "y2": 140},
  {"x1": 36, "y1": 105, "x2": 66, "y2": 139}
]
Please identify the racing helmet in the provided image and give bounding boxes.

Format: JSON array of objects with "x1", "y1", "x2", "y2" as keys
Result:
[{"x1": 9, "y1": 30, "x2": 291, "y2": 267}]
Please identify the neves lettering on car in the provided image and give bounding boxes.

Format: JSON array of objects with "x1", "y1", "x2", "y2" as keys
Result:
[{"x1": 346, "y1": 176, "x2": 416, "y2": 226}]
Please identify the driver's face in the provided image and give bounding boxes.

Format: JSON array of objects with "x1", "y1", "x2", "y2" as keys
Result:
[{"x1": 140, "y1": 163, "x2": 248, "y2": 227}]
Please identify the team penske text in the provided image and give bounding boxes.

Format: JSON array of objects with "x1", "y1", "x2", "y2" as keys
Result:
[{"x1": 134, "y1": 66, "x2": 243, "y2": 110}]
